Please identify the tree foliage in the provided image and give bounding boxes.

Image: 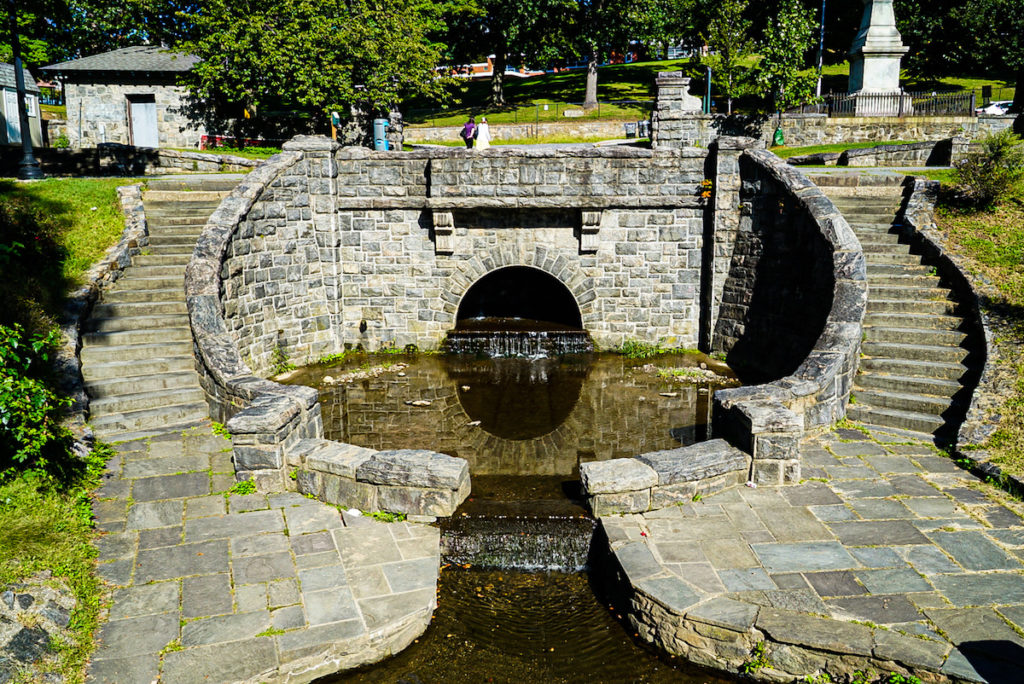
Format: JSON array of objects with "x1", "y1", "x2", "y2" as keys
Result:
[
  {"x1": 703, "y1": 0, "x2": 752, "y2": 115},
  {"x1": 179, "y1": 0, "x2": 458, "y2": 125},
  {"x1": 755, "y1": 0, "x2": 817, "y2": 114}
]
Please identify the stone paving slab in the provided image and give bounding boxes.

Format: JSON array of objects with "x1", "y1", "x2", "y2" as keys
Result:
[
  {"x1": 609, "y1": 427, "x2": 1024, "y2": 683},
  {"x1": 88, "y1": 427, "x2": 441, "y2": 683}
]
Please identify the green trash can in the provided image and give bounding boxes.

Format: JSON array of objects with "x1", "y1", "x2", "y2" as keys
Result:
[{"x1": 773, "y1": 127, "x2": 785, "y2": 147}]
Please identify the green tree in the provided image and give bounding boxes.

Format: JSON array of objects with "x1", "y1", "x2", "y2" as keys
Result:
[
  {"x1": 567, "y1": 0, "x2": 651, "y2": 108},
  {"x1": 179, "y1": 0, "x2": 458, "y2": 131},
  {"x1": 755, "y1": 0, "x2": 817, "y2": 117},
  {"x1": 636, "y1": 0, "x2": 703, "y2": 60},
  {"x1": 703, "y1": 0, "x2": 752, "y2": 115}
]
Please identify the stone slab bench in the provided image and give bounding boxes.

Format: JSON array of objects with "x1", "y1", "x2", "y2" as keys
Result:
[
  {"x1": 579, "y1": 439, "x2": 750, "y2": 516},
  {"x1": 291, "y1": 439, "x2": 470, "y2": 518}
]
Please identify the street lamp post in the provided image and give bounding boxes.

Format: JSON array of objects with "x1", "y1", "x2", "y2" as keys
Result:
[
  {"x1": 816, "y1": 0, "x2": 827, "y2": 98},
  {"x1": 6, "y1": 0, "x2": 44, "y2": 180}
]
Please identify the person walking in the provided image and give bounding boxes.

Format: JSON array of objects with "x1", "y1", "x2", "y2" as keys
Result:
[
  {"x1": 475, "y1": 117, "x2": 491, "y2": 150},
  {"x1": 461, "y1": 116, "x2": 476, "y2": 148}
]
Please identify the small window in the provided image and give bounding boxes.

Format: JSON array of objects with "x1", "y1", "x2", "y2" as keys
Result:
[{"x1": 25, "y1": 94, "x2": 37, "y2": 117}]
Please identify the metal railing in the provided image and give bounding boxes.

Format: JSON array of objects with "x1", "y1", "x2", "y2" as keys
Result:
[{"x1": 788, "y1": 91, "x2": 978, "y2": 117}]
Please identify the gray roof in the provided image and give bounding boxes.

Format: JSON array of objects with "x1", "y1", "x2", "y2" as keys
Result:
[
  {"x1": 0, "y1": 63, "x2": 41, "y2": 93},
  {"x1": 42, "y1": 46, "x2": 199, "y2": 74}
]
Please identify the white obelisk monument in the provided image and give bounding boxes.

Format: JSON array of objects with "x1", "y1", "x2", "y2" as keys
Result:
[{"x1": 848, "y1": 0, "x2": 910, "y2": 115}]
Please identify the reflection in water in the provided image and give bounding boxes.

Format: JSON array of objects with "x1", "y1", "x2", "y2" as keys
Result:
[{"x1": 291, "y1": 353, "x2": 734, "y2": 482}]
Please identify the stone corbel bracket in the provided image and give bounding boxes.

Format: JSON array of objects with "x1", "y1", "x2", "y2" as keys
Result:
[
  {"x1": 579, "y1": 209, "x2": 602, "y2": 254},
  {"x1": 432, "y1": 209, "x2": 454, "y2": 255}
]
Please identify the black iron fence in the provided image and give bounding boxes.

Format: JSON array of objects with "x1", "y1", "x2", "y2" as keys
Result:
[{"x1": 787, "y1": 91, "x2": 978, "y2": 117}]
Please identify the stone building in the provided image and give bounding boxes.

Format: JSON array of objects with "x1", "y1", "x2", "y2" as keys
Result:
[
  {"x1": 0, "y1": 63, "x2": 43, "y2": 147},
  {"x1": 41, "y1": 46, "x2": 204, "y2": 149}
]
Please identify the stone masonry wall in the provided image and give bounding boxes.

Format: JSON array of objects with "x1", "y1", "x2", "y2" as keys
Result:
[
  {"x1": 64, "y1": 79, "x2": 205, "y2": 149},
  {"x1": 220, "y1": 144, "x2": 710, "y2": 373}
]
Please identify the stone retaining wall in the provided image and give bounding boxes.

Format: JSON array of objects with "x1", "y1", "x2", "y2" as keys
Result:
[
  {"x1": 0, "y1": 145, "x2": 259, "y2": 177},
  {"x1": 710, "y1": 150, "x2": 866, "y2": 485},
  {"x1": 56, "y1": 184, "x2": 149, "y2": 446},
  {"x1": 898, "y1": 178, "x2": 1024, "y2": 496},
  {"x1": 600, "y1": 516, "x2": 967, "y2": 683}
]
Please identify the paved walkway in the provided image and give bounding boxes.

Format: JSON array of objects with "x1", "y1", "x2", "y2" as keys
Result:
[
  {"x1": 607, "y1": 425, "x2": 1024, "y2": 682},
  {"x1": 89, "y1": 428, "x2": 439, "y2": 684}
]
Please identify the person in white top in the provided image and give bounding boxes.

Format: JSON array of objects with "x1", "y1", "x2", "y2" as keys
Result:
[{"x1": 475, "y1": 117, "x2": 491, "y2": 149}]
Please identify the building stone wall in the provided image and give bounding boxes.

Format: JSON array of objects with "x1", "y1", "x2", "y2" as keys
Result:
[{"x1": 64, "y1": 79, "x2": 205, "y2": 149}]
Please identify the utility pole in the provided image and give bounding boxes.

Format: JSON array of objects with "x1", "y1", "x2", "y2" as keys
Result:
[{"x1": 6, "y1": 0, "x2": 43, "y2": 180}]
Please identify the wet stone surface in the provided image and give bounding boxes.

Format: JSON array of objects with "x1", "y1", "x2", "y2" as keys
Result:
[
  {"x1": 606, "y1": 427, "x2": 1024, "y2": 683},
  {"x1": 89, "y1": 428, "x2": 441, "y2": 684}
]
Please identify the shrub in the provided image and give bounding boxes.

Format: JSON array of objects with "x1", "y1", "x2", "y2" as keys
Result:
[
  {"x1": 952, "y1": 129, "x2": 1024, "y2": 207},
  {"x1": 53, "y1": 133, "x2": 70, "y2": 149},
  {"x1": 0, "y1": 324, "x2": 71, "y2": 476}
]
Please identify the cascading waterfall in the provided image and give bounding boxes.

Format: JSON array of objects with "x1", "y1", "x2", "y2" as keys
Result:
[
  {"x1": 444, "y1": 330, "x2": 594, "y2": 357},
  {"x1": 441, "y1": 515, "x2": 597, "y2": 572}
]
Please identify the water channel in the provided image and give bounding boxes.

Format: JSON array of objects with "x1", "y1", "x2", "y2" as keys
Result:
[{"x1": 285, "y1": 347, "x2": 738, "y2": 682}]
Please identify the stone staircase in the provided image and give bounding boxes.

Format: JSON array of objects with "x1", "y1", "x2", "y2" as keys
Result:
[
  {"x1": 811, "y1": 172, "x2": 974, "y2": 442},
  {"x1": 81, "y1": 176, "x2": 240, "y2": 442}
]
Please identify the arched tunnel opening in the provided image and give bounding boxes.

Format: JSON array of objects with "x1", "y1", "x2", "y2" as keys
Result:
[{"x1": 456, "y1": 266, "x2": 584, "y2": 331}]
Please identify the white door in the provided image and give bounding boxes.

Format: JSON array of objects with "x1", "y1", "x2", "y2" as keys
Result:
[
  {"x1": 4, "y1": 89, "x2": 20, "y2": 143},
  {"x1": 128, "y1": 96, "x2": 158, "y2": 147}
]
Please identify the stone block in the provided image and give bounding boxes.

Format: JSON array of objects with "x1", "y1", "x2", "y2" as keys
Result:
[
  {"x1": 754, "y1": 432, "x2": 800, "y2": 461},
  {"x1": 307, "y1": 441, "x2": 376, "y2": 478},
  {"x1": 651, "y1": 482, "x2": 697, "y2": 509},
  {"x1": 579, "y1": 458, "x2": 658, "y2": 495},
  {"x1": 590, "y1": 489, "x2": 651, "y2": 516},
  {"x1": 636, "y1": 439, "x2": 748, "y2": 485},
  {"x1": 321, "y1": 474, "x2": 377, "y2": 510},
  {"x1": 356, "y1": 449, "x2": 469, "y2": 491},
  {"x1": 375, "y1": 482, "x2": 464, "y2": 517}
]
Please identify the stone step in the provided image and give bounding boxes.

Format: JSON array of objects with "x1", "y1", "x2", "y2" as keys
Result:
[
  {"x1": 102, "y1": 287, "x2": 185, "y2": 304},
  {"x1": 867, "y1": 274, "x2": 941, "y2": 288},
  {"x1": 867, "y1": 298, "x2": 957, "y2": 315},
  {"x1": 859, "y1": 356, "x2": 966, "y2": 381},
  {"x1": 90, "y1": 387, "x2": 207, "y2": 417},
  {"x1": 866, "y1": 326, "x2": 967, "y2": 347},
  {"x1": 144, "y1": 203, "x2": 223, "y2": 217},
  {"x1": 108, "y1": 275, "x2": 184, "y2": 290},
  {"x1": 830, "y1": 199, "x2": 901, "y2": 210},
  {"x1": 86, "y1": 313, "x2": 189, "y2": 333},
  {"x1": 146, "y1": 216, "x2": 210, "y2": 228},
  {"x1": 80, "y1": 340, "x2": 193, "y2": 365},
  {"x1": 147, "y1": 235, "x2": 201, "y2": 248},
  {"x1": 869, "y1": 285, "x2": 953, "y2": 302},
  {"x1": 861, "y1": 340, "x2": 969, "y2": 364},
  {"x1": 864, "y1": 253, "x2": 926, "y2": 266},
  {"x1": 85, "y1": 370, "x2": 201, "y2": 398},
  {"x1": 860, "y1": 242, "x2": 910, "y2": 254},
  {"x1": 846, "y1": 404, "x2": 946, "y2": 435},
  {"x1": 121, "y1": 264, "x2": 186, "y2": 278},
  {"x1": 91, "y1": 300, "x2": 187, "y2": 318},
  {"x1": 810, "y1": 174, "x2": 905, "y2": 188},
  {"x1": 83, "y1": 326, "x2": 191, "y2": 347},
  {"x1": 90, "y1": 402, "x2": 211, "y2": 438},
  {"x1": 843, "y1": 211, "x2": 897, "y2": 224},
  {"x1": 98, "y1": 420, "x2": 212, "y2": 445},
  {"x1": 864, "y1": 312, "x2": 962, "y2": 330},
  {"x1": 850, "y1": 222, "x2": 903, "y2": 233},
  {"x1": 132, "y1": 254, "x2": 192, "y2": 267},
  {"x1": 856, "y1": 373, "x2": 962, "y2": 398},
  {"x1": 146, "y1": 177, "x2": 243, "y2": 192},
  {"x1": 856, "y1": 230, "x2": 903, "y2": 244},
  {"x1": 148, "y1": 225, "x2": 207, "y2": 237},
  {"x1": 146, "y1": 243, "x2": 196, "y2": 256},
  {"x1": 866, "y1": 263, "x2": 932, "y2": 276},
  {"x1": 81, "y1": 356, "x2": 196, "y2": 382},
  {"x1": 853, "y1": 388, "x2": 953, "y2": 416},
  {"x1": 143, "y1": 190, "x2": 229, "y2": 203}
]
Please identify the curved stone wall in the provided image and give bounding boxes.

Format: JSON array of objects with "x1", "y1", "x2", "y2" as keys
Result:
[{"x1": 711, "y1": 150, "x2": 867, "y2": 486}]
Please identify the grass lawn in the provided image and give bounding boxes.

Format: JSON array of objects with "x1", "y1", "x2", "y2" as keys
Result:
[
  {"x1": 772, "y1": 140, "x2": 919, "y2": 159},
  {"x1": 0, "y1": 451, "x2": 107, "y2": 683},
  {"x1": 936, "y1": 195, "x2": 1024, "y2": 478},
  {"x1": 407, "y1": 58, "x2": 1015, "y2": 127},
  {"x1": 1, "y1": 179, "x2": 134, "y2": 679},
  {"x1": 0, "y1": 178, "x2": 137, "y2": 328}
]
